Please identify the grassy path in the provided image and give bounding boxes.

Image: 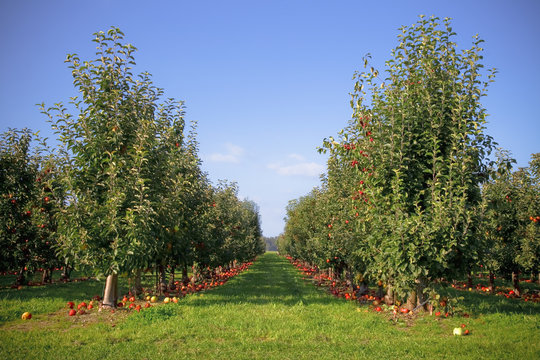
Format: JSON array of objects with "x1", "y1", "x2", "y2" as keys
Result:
[{"x1": 1, "y1": 252, "x2": 539, "y2": 359}]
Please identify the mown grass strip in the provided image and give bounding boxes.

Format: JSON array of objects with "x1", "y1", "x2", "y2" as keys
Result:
[{"x1": 1, "y1": 252, "x2": 539, "y2": 359}]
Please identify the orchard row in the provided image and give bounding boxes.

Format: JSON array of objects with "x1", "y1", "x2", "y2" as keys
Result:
[
  {"x1": 278, "y1": 16, "x2": 539, "y2": 310},
  {"x1": 0, "y1": 28, "x2": 265, "y2": 308}
]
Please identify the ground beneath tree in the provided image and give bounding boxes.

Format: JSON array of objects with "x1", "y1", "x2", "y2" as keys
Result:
[{"x1": 1, "y1": 253, "x2": 539, "y2": 359}]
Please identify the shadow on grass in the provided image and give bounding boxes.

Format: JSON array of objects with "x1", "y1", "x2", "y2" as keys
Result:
[
  {"x1": 436, "y1": 285, "x2": 540, "y2": 317},
  {"x1": 0, "y1": 273, "x2": 156, "y2": 303},
  {"x1": 0, "y1": 279, "x2": 104, "y2": 303},
  {"x1": 187, "y1": 253, "x2": 342, "y2": 308}
]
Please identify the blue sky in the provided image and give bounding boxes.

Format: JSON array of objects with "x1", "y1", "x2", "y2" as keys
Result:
[{"x1": 1, "y1": 0, "x2": 538, "y2": 237}]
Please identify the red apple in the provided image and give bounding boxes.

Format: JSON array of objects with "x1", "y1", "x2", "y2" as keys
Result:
[
  {"x1": 68, "y1": 309, "x2": 76, "y2": 316},
  {"x1": 21, "y1": 312, "x2": 32, "y2": 320}
]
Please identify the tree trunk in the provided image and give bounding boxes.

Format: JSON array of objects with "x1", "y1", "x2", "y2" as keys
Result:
[
  {"x1": 182, "y1": 264, "x2": 189, "y2": 285},
  {"x1": 60, "y1": 264, "x2": 71, "y2": 281},
  {"x1": 405, "y1": 290, "x2": 417, "y2": 311},
  {"x1": 168, "y1": 265, "x2": 176, "y2": 290},
  {"x1": 415, "y1": 277, "x2": 428, "y2": 311},
  {"x1": 407, "y1": 277, "x2": 428, "y2": 312},
  {"x1": 130, "y1": 269, "x2": 143, "y2": 296},
  {"x1": 376, "y1": 283, "x2": 385, "y2": 299},
  {"x1": 384, "y1": 285, "x2": 395, "y2": 306},
  {"x1": 345, "y1": 267, "x2": 354, "y2": 291},
  {"x1": 15, "y1": 267, "x2": 25, "y2": 286},
  {"x1": 356, "y1": 281, "x2": 368, "y2": 296},
  {"x1": 41, "y1": 268, "x2": 52, "y2": 284},
  {"x1": 512, "y1": 271, "x2": 521, "y2": 296},
  {"x1": 467, "y1": 270, "x2": 473, "y2": 289},
  {"x1": 531, "y1": 270, "x2": 539, "y2": 285},
  {"x1": 336, "y1": 264, "x2": 344, "y2": 281},
  {"x1": 488, "y1": 271, "x2": 495, "y2": 294},
  {"x1": 102, "y1": 274, "x2": 118, "y2": 308},
  {"x1": 190, "y1": 266, "x2": 199, "y2": 284},
  {"x1": 158, "y1": 264, "x2": 167, "y2": 295}
]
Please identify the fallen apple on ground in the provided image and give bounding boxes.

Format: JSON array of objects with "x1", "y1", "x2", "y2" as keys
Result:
[{"x1": 21, "y1": 312, "x2": 32, "y2": 320}]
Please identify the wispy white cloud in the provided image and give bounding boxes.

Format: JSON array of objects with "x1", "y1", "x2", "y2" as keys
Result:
[
  {"x1": 208, "y1": 143, "x2": 245, "y2": 163},
  {"x1": 268, "y1": 154, "x2": 325, "y2": 177}
]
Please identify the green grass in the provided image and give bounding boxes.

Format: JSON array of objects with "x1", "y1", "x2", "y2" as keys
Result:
[{"x1": 1, "y1": 252, "x2": 539, "y2": 359}]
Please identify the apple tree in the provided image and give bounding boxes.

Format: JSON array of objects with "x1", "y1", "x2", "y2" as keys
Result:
[
  {"x1": 150, "y1": 120, "x2": 212, "y2": 292},
  {"x1": 516, "y1": 153, "x2": 540, "y2": 283},
  {"x1": 280, "y1": 189, "x2": 325, "y2": 263},
  {"x1": 0, "y1": 128, "x2": 41, "y2": 285},
  {"x1": 320, "y1": 16, "x2": 497, "y2": 308},
  {"x1": 0, "y1": 129, "x2": 63, "y2": 285},
  {"x1": 481, "y1": 152, "x2": 540, "y2": 294},
  {"x1": 219, "y1": 183, "x2": 264, "y2": 263},
  {"x1": 42, "y1": 28, "x2": 180, "y2": 307}
]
